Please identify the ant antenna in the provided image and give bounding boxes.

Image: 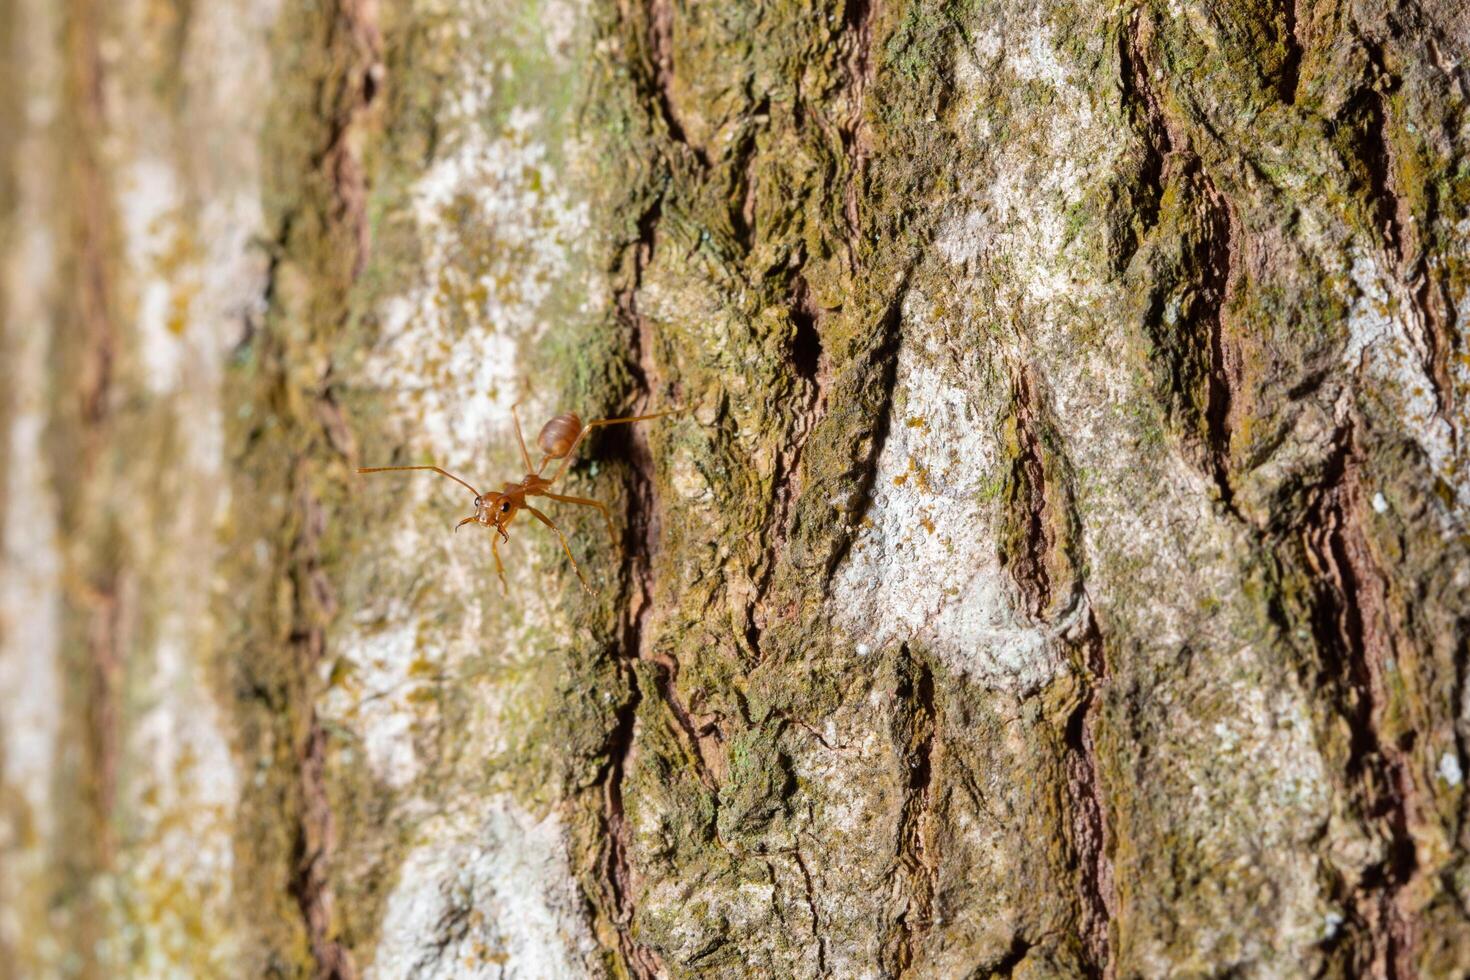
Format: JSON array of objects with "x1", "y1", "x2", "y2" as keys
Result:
[{"x1": 357, "y1": 465, "x2": 482, "y2": 497}]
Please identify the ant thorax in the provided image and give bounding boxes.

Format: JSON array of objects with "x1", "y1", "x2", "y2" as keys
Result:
[{"x1": 515, "y1": 473, "x2": 551, "y2": 494}]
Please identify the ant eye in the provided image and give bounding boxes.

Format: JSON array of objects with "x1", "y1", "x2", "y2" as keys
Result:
[
  {"x1": 474, "y1": 496, "x2": 482, "y2": 506},
  {"x1": 500, "y1": 502, "x2": 510, "y2": 512}
]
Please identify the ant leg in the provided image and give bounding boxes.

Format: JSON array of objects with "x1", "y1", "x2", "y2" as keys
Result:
[
  {"x1": 357, "y1": 465, "x2": 482, "y2": 497},
  {"x1": 526, "y1": 505, "x2": 593, "y2": 593},
  {"x1": 545, "y1": 409, "x2": 679, "y2": 486},
  {"x1": 490, "y1": 535, "x2": 508, "y2": 592},
  {"x1": 542, "y1": 491, "x2": 617, "y2": 547},
  {"x1": 510, "y1": 403, "x2": 535, "y2": 473}
]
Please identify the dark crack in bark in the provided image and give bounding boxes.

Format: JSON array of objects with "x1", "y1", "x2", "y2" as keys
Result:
[
  {"x1": 258, "y1": 3, "x2": 380, "y2": 975},
  {"x1": 1064, "y1": 611, "x2": 1115, "y2": 980},
  {"x1": 818, "y1": 282, "x2": 907, "y2": 582},
  {"x1": 1002, "y1": 365, "x2": 1114, "y2": 976},
  {"x1": 1126, "y1": 158, "x2": 1245, "y2": 514},
  {"x1": 889, "y1": 646, "x2": 939, "y2": 976},
  {"x1": 595, "y1": 671, "x2": 662, "y2": 980},
  {"x1": 792, "y1": 845, "x2": 828, "y2": 976},
  {"x1": 1120, "y1": 7, "x2": 1248, "y2": 515},
  {"x1": 652, "y1": 652, "x2": 719, "y2": 792},
  {"x1": 1351, "y1": 41, "x2": 1406, "y2": 269},
  {"x1": 285, "y1": 483, "x2": 358, "y2": 980},
  {"x1": 1277, "y1": 0, "x2": 1305, "y2": 104},
  {"x1": 1004, "y1": 368, "x2": 1056, "y2": 620},
  {"x1": 1298, "y1": 425, "x2": 1422, "y2": 980},
  {"x1": 318, "y1": 0, "x2": 382, "y2": 278},
  {"x1": 80, "y1": 573, "x2": 124, "y2": 867},
  {"x1": 624, "y1": 0, "x2": 703, "y2": 166},
  {"x1": 840, "y1": 0, "x2": 877, "y2": 263},
  {"x1": 1000, "y1": 363, "x2": 1084, "y2": 621},
  {"x1": 990, "y1": 933, "x2": 1034, "y2": 977},
  {"x1": 1198, "y1": 174, "x2": 1241, "y2": 516},
  {"x1": 729, "y1": 96, "x2": 769, "y2": 251},
  {"x1": 1113, "y1": 9, "x2": 1172, "y2": 268},
  {"x1": 745, "y1": 271, "x2": 830, "y2": 663},
  {"x1": 593, "y1": 186, "x2": 670, "y2": 980}
]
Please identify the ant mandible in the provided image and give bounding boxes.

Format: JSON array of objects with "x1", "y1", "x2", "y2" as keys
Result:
[{"x1": 358, "y1": 404, "x2": 676, "y2": 593}]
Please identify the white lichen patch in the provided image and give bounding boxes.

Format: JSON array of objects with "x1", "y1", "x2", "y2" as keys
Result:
[
  {"x1": 998, "y1": 7, "x2": 1071, "y2": 89},
  {"x1": 341, "y1": 0, "x2": 604, "y2": 815},
  {"x1": 98, "y1": 0, "x2": 277, "y2": 969},
  {"x1": 370, "y1": 799, "x2": 597, "y2": 979},
  {"x1": 938, "y1": 3, "x2": 1245, "y2": 654},
  {"x1": 1439, "y1": 752, "x2": 1464, "y2": 788},
  {"x1": 322, "y1": 504, "x2": 583, "y2": 797},
  {"x1": 122, "y1": 168, "x2": 268, "y2": 403},
  {"x1": 0, "y1": 2, "x2": 64, "y2": 966},
  {"x1": 368, "y1": 83, "x2": 593, "y2": 476},
  {"x1": 321, "y1": 529, "x2": 506, "y2": 791},
  {"x1": 1340, "y1": 250, "x2": 1467, "y2": 519},
  {"x1": 943, "y1": 14, "x2": 1112, "y2": 311},
  {"x1": 537, "y1": 0, "x2": 590, "y2": 61},
  {"x1": 118, "y1": 0, "x2": 275, "y2": 402},
  {"x1": 121, "y1": 158, "x2": 192, "y2": 395},
  {"x1": 0, "y1": 149, "x2": 63, "y2": 974},
  {"x1": 831, "y1": 296, "x2": 1065, "y2": 692},
  {"x1": 322, "y1": 609, "x2": 437, "y2": 790},
  {"x1": 119, "y1": 628, "x2": 243, "y2": 975}
]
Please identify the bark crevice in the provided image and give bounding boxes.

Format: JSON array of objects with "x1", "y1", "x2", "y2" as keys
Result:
[
  {"x1": 1352, "y1": 42, "x2": 1405, "y2": 268},
  {"x1": 821, "y1": 283, "x2": 907, "y2": 582},
  {"x1": 840, "y1": 0, "x2": 877, "y2": 258},
  {"x1": 593, "y1": 178, "x2": 670, "y2": 980},
  {"x1": 641, "y1": 0, "x2": 704, "y2": 166},
  {"x1": 53, "y1": 0, "x2": 124, "y2": 960},
  {"x1": 1002, "y1": 365, "x2": 1115, "y2": 976},
  {"x1": 1277, "y1": 0, "x2": 1305, "y2": 104},
  {"x1": 254, "y1": 2, "x2": 380, "y2": 973},
  {"x1": 1298, "y1": 424, "x2": 1421, "y2": 980},
  {"x1": 793, "y1": 845, "x2": 828, "y2": 976},
  {"x1": 1005, "y1": 368, "x2": 1057, "y2": 620},
  {"x1": 1114, "y1": 9, "x2": 1172, "y2": 265},
  {"x1": 1064, "y1": 611, "x2": 1115, "y2": 979},
  {"x1": 1119, "y1": 11, "x2": 1247, "y2": 518},
  {"x1": 1348, "y1": 36, "x2": 1454, "y2": 423},
  {"x1": 889, "y1": 647, "x2": 938, "y2": 976},
  {"x1": 1198, "y1": 176, "x2": 1241, "y2": 516},
  {"x1": 595, "y1": 671, "x2": 662, "y2": 979},
  {"x1": 745, "y1": 271, "x2": 830, "y2": 663}
]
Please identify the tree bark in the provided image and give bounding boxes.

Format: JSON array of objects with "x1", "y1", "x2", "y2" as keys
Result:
[{"x1": 3, "y1": 0, "x2": 1469, "y2": 977}]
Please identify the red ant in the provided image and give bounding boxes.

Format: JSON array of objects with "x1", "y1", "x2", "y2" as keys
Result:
[{"x1": 358, "y1": 404, "x2": 676, "y2": 592}]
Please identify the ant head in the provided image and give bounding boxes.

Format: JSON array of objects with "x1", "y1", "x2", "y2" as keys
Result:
[{"x1": 458, "y1": 491, "x2": 515, "y2": 539}]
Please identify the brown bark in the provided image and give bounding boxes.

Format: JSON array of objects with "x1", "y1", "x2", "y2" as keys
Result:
[{"x1": 3, "y1": 0, "x2": 1469, "y2": 976}]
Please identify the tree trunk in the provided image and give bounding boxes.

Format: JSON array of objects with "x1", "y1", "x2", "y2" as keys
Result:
[{"x1": 3, "y1": 0, "x2": 1469, "y2": 976}]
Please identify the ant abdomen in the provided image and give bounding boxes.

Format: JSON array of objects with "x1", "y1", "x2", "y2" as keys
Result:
[{"x1": 537, "y1": 412, "x2": 583, "y2": 459}]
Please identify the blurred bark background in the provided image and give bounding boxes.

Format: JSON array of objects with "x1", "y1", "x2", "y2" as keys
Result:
[{"x1": 2, "y1": 0, "x2": 1470, "y2": 976}]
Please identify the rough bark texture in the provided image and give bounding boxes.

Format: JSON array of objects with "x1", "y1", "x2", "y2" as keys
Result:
[{"x1": 3, "y1": 0, "x2": 1470, "y2": 977}]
